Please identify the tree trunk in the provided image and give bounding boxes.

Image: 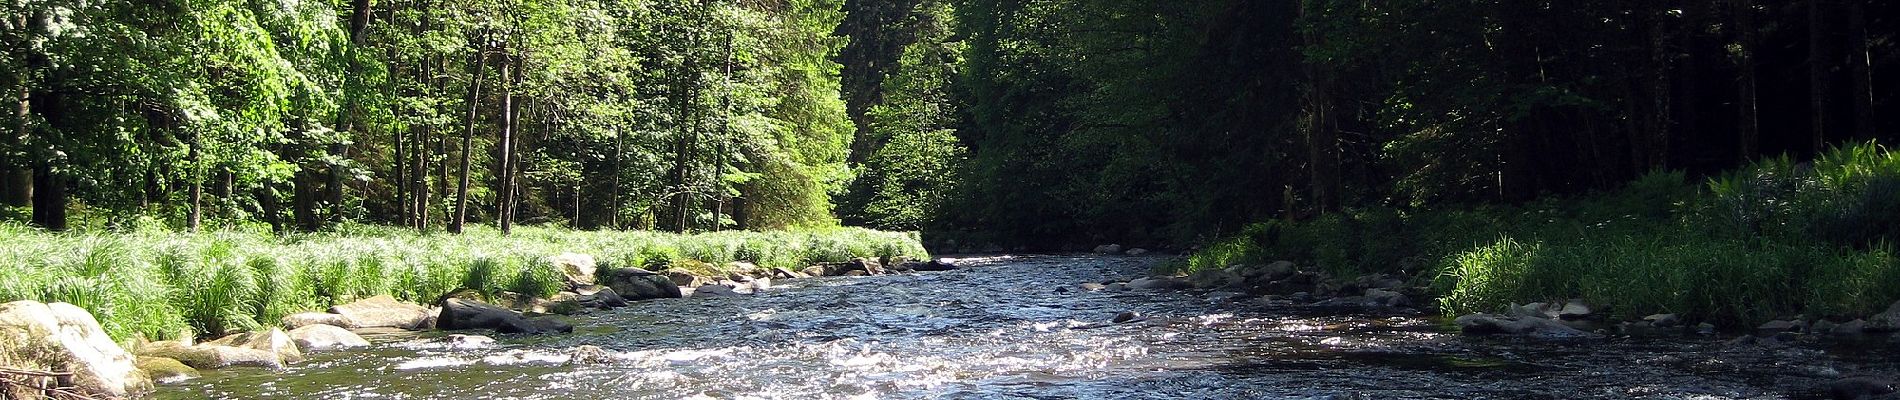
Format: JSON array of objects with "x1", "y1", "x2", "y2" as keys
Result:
[
  {"x1": 3, "y1": 77, "x2": 27, "y2": 207},
  {"x1": 187, "y1": 133, "x2": 203, "y2": 232},
  {"x1": 451, "y1": 39, "x2": 487, "y2": 235},
  {"x1": 497, "y1": 50, "x2": 515, "y2": 234},
  {"x1": 670, "y1": 33, "x2": 700, "y2": 233},
  {"x1": 714, "y1": 30, "x2": 733, "y2": 231},
  {"x1": 1846, "y1": 0, "x2": 1874, "y2": 141},
  {"x1": 1809, "y1": 0, "x2": 1831, "y2": 154},
  {"x1": 324, "y1": 0, "x2": 374, "y2": 222},
  {"x1": 1734, "y1": 0, "x2": 1761, "y2": 160},
  {"x1": 609, "y1": 126, "x2": 624, "y2": 229},
  {"x1": 1296, "y1": 0, "x2": 1341, "y2": 213}
]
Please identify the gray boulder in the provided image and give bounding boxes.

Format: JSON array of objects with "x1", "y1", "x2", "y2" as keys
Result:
[
  {"x1": 1093, "y1": 244, "x2": 1123, "y2": 254},
  {"x1": 438, "y1": 298, "x2": 574, "y2": 334},
  {"x1": 1187, "y1": 269, "x2": 1245, "y2": 289},
  {"x1": 288, "y1": 324, "x2": 369, "y2": 351},
  {"x1": 1454, "y1": 313, "x2": 1595, "y2": 338},
  {"x1": 281, "y1": 312, "x2": 354, "y2": 330},
  {"x1": 693, "y1": 284, "x2": 742, "y2": 297},
  {"x1": 1557, "y1": 299, "x2": 1593, "y2": 320},
  {"x1": 138, "y1": 340, "x2": 283, "y2": 370},
  {"x1": 1128, "y1": 277, "x2": 1192, "y2": 290},
  {"x1": 1643, "y1": 314, "x2": 1681, "y2": 328},
  {"x1": 1835, "y1": 319, "x2": 1868, "y2": 335},
  {"x1": 329, "y1": 295, "x2": 431, "y2": 329},
  {"x1": 206, "y1": 328, "x2": 304, "y2": 365},
  {"x1": 1125, "y1": 248, "x2": 1150, "y2": 256},
  {"x1": 548, "y1": 252, "x2": 598, "y2": 287},
  {"x1": 0, "y1": 300, "x2": 151, "y2": 396},
  {"x1": 1365, "y1": 288, "x2": 1409, "y2": 307},
  {"x1": 1867, "y1": 300, "x2": 1900, "y2": 332},
  {"x1": 605, "y1": 267, "x2": 684, "y2": 300}
]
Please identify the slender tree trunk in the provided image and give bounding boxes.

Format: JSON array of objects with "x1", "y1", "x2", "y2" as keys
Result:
[
  {"x1": 1734, "y1": 0, "x2": 1761, "y2": 160},
  {"x1": 609, "y1": 126, "x2": 623, "y2": 229},
  {"x1": 714, "y1": 30, "x2": 733, "y2": 231},
  {"x1": 1295, "y1": 0, "x2": 1341, "y2": 213},
  {"x1": 324, "y1": 0, "x2": 374, "y2": 222},
  {"x1": 187, "y1": 133, "x2": 203, "y2": 232},
  {"x1": 1846, "y1": 0, "x2": 1874, "y2": 140},
  {"x1": 259, "y1": 185, "x2": 283, "y2": 234},
  {"x1": 1809, "y1": 0, "x2": 1831, "y2": 154},
  {"x1": 670, "y1": 36, "x2": 699, "y2": 233},
  {"x1": 1647, "y1": 5, "x2": 1673, "y2": 169},
  {"x1": 5, "y1": 9, "x2": 36, "y2": 208},
  {"x1": 451, "y1": 39, "x2": 487, "y2": 235},
  {"x1": 496, "y1": 50, "x2": 515, "y2": 234}
]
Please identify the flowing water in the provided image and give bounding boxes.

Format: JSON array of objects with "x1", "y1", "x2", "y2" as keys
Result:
[{"x1": 153, "y1": 255, "x2": 1900, "y2": 399}]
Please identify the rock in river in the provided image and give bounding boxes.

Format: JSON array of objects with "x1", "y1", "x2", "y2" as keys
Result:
[
  {"x1": 281, "y1": 312, "x2": 355, "y2": 330},
  {"x1": 288, "y1": 324, "x2": 370, "y2": 351},
  {"x1": 330, "y1": 295, "x2": 431, "y2": 330},
  {"x1": 0, "y1": 300, "x2": 151, "y2": 396},
  {"x1": 1454, "y1": 313, "x2": 1594, "y2": 338},
  {"x1": 438, "y1": 298, "x2": 574, "y2": 335},
  {"x1": 604, "y1": 267, "x2": 684, "y2": 300}
]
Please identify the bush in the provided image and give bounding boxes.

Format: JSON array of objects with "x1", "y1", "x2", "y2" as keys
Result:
[{"x1": 0, "y1": 224, "x2": 928, "y2": 343}]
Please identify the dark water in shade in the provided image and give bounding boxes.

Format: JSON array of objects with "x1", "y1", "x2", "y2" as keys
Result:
[{"x1": 151, "y1": 255, "x2": 1900, "y2": 399}]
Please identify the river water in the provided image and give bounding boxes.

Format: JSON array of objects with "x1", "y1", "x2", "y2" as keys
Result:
[{"x1": 153, "y1": 255, "x2": 1896, "y2": 399}]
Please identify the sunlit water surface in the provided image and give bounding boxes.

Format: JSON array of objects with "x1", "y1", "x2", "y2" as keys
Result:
[{"x1": 153, "y1": 255, "x2": 1900, "y2": 399}]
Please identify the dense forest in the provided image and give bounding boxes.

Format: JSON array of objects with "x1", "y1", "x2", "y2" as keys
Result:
[{"x1": 1, "y1": 0, "x2": 1896, "y2": 249}]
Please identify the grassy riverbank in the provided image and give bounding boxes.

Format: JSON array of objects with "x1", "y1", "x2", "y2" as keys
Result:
[
  {"x1": 0, "y1": 225, "x2": 927, "y2": 343},
  {"x1": 1182, "y1": 142, "x2": 1900, "y2": 328}
]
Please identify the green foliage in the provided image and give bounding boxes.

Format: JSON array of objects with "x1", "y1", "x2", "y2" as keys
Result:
[
  {"x1": 1185, "y1": 142, "x2": 1900, "y2": 327},
  {"x1": 0, "y1": 224, "x2": 926, "y2": 342}
]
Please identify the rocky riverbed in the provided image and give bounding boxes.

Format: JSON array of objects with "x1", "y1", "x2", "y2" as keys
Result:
[{"x1": 98, "y1": 255, "x2": 1900, "y2": 399}]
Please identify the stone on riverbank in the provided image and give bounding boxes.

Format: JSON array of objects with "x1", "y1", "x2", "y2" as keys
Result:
[
  {"x1": 138, "y1": 340, "x2": 285, "y2": 370},
  {"x1": 282, "y1": 312, "x2": 355, "y2": 330},
  {"x1": 207, "y1": 329, "x2": 304, "y2": 365},
  {"x1": 330, "y1": 295, "x2": 431, "y2": 330},
  {"x1": 1865, "y1": 300, "x2": 1900, "y2": 332},
  {"x1": 692, "y1": 284, "x2": 741, "y2": 297},
  {"x1": 1093, "y1": 244, "x2": 1123, "y2": 254},
  {"x1": 0, "y1": 300, "x2": 152, "y2": 396},
  {"x1": 604, "y1": 267, "x2": 683, "y2": 300},
  {"x1": 438, "y1": 298, "x2": 574, "y2": 335},
  {"x1": 549, "y1": 252, "x2": 598, "y2": 287},
  {"x1": 288, "y1": 324, "x2": 370, "y2": 351},
  {"x1": 1128, "y1": 277, "x2": 1192, "y2": 290},
  {"x1": 1187, "y1": 269, "x2": 1244, "y2": 289},
  {"x1": 1454, "y1": 313, "x2": 1594, "y2": 338},
  {"x1": 136, "y1": 356, "x2": 197, "y2": 383}
]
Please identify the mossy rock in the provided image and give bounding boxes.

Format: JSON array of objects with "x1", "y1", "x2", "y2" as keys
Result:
[{"x1": 136, "y1": 356, "x2": 198, "y2": 383}]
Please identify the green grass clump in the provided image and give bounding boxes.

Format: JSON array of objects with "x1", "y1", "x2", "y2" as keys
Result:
[
  {"x1": 0, "y1": 225, "x2": 927, "y2": 344},
  {"x1": 1182, "y1": 141, "x2": 1900, "y2": 328}
]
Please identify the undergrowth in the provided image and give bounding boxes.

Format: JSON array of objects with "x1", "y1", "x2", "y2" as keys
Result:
[
  {"x1": 1179, "y1": 141, "x2": 1900, "y2": 327},
  {"x1": 0, "y1": 225, "x2": 927, "y2": 343}
]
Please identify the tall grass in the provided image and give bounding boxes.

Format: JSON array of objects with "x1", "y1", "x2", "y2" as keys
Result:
[
  {"x1": 1180, "y1": 141, "x2": 1900, "y2": 327},
  {"x1": 0, "y1": 225, "x2": 927, "y2": 343}
]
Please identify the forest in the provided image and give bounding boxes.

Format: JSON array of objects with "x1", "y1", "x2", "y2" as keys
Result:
[{"x1": 5, "y1": 0, "x2": 1900, "y2": 398}]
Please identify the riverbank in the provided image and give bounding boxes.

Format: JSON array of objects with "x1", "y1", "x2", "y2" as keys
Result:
[
  {"x1": 1179, "y1": 142, "x2": 1900, "y2": 329},
  {"x1": 0, "y1": 224, "x2": 927, "y2": 344}
]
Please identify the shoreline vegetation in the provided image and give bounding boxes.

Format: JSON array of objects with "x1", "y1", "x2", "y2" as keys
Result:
[
  {"x1": 1180, "y1": 141, "x2": 1900, "y2": 328},
  {"x1": 0, "y1": 225, "x2": 927, "y2": 344}
]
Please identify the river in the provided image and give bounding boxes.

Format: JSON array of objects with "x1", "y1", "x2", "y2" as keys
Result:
[{"x1": 153, "y1": 255, "x2": 1893, "y2": 399}]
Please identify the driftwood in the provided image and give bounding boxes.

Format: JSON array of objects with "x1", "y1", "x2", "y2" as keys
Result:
[{"x1": 0, "y1": 367, "x2": 106, "y2": 400}]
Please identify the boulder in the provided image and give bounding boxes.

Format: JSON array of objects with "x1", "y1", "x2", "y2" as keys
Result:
[
  {"x1": 563, "y1": 286, "x2": 630, "y2": 309},
  {"x1": 1350, "y1": 274, "x2": 1408, "y2": 291},
  {"x1": 801, "y1": 265, "x2": 831, "y2": 277},
  {"x1": 0, "y1": 301, "x2": 151, "y2": 396},
  {"x1": 1866, "y1": 300, "x2": 1900, "y2": 332},
  {"x1": 847, "y1": 258, "x2": 885, "y2": 275},
  {"x1": 663, "y1": 268, "x2": 710, "y2": 288},
  {"x1": 1365, "y1": 288, "x2": 1409, "y2": 307},
  {"x1": 1112, "y1": 311, "x2": 1144, "y2": 324},
  {"x1": 1835, "y1": 319, "x2": 1868, "y2": 335},
  {"x1": 438, "y1": 298, "x2": 573, "y2": 335},
  {"x1": 909, "y1": 259, "x2": 958, "y2": 272},
  {"x1": 206, "y1": 329, "x2": 304, "y2": 365},
  {"x1": 566, "y1": 345, "x2": 616, "y2": 365},
  {"x1": 442, "y1": 334, "x2": 496, "y2": 349},
  {"x1": 748, "y1": 277, "x2": 773, "y2": 292},
  {"x1": 1079, "y1": 282, "x2": 1108, "y2": 291},
  {"x1": 1127, "y1": 277, "x2": 1191, "y2": 290},
  {"x1": 1757, "y1": 320, "x2": 1801, "y2": 335},
  {"x1": 1125, "y1": 248, "x2": 1150, "y2": 256},
  {"x1": 727, "y1": 261, "x2": 760, "y2": 274},
  {"x1": 288, "y1": 324, "x2": 369, "y2": 351},
  {"x1": 549, "y1": 252, "x2": 598, "y2": 287},
  {"x1": 1643, "y1": 314, "x2": 1681, "y2": 328},
  {"x1": 1557, "y1": 299, "x2": 1592, "y2": 320},
  {"x1": 329, "y1": 295, "x2": 431, "y2": 330},
  {"x1": 1453, "y1": 313, "x2": 1594, "y2": 338},
  {"x1": 1093, "y1": 244, "x2": 1124, "y2": 254},
  {"x1": 1187, "y1": 269, "x2": 1245, "y2": 289},
  {"x1": 693, "y1": 284, "x2": 741, "y2": 298},
  {"x1": 1230, "y1": 261, "x2": 1298, "y2": 282},
  {"x1": 281, "y1": 312, "x2": 354, "y2": 330},
  {"x1": 136, "y1": 356, "x2": 197, "y2": 384},
  {"x1": 138, "y1": 340, "x2": 283, "y2": 370},
  {"x1": 604, "y1": 267, "x2": 683, "y2": 300},
  {"x1": 770, "y1": 267, "x2": 809, "y2": 279}
]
